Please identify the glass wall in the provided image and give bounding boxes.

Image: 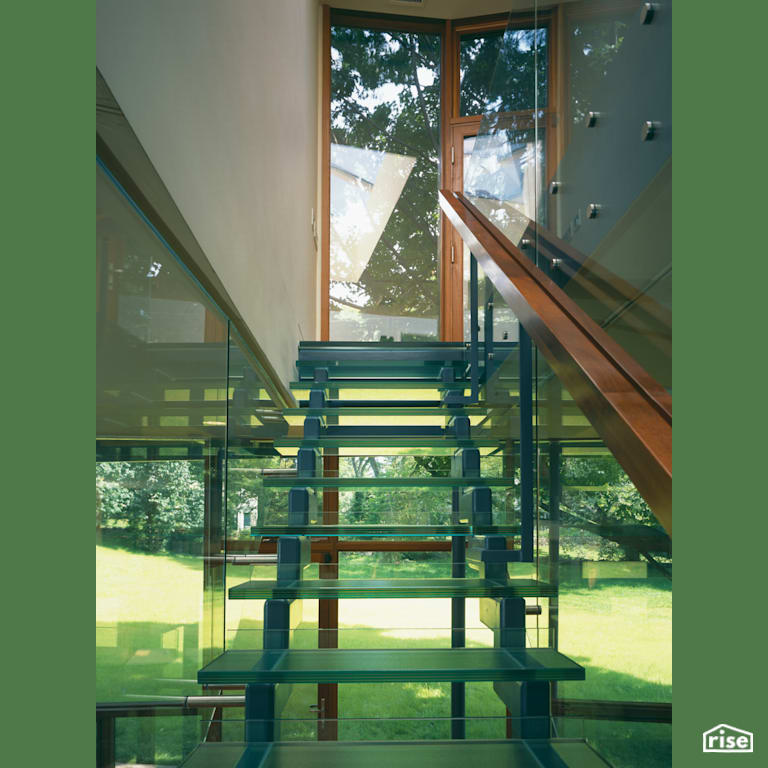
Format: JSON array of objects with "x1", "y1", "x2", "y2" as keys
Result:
[
  {"x1": 464, "y1": 0, "x2": 671, "y2": 390},
  {"x1": 329, "y1": 21, "x2": 441, "y2": 341},
  {"x1": 96, "y1": 161, "x2": 288, "y2": 764},
  {"x1": 457, "y1": 4, "x2": 673, "y2": 758}
]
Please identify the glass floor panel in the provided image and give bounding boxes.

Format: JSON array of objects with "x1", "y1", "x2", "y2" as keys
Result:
[
  {"x1": 229, "y1": 578, "x2": 556, "y2": 600},
  {"x1": 181, "y1": 740, "x2": 611, "y2": 768},
  {"x1": 197, "y1": 648, "x2": 584, "y2": 685}
]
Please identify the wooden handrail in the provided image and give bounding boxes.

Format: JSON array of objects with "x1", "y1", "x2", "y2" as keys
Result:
[{"x1": 440, "y1": 189, "x2": 671, "y2": 535}]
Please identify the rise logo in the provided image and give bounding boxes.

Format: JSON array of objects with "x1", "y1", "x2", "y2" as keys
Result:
[{"x1": 703, "y1": 724, "x2": 754, "y2": 753}]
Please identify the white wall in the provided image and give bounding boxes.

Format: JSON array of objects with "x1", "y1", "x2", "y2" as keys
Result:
[{"x1": 97, "y1": 0, "x2": 319, "y2": 388}]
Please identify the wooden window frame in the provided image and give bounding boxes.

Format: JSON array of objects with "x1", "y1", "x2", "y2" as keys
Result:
[{"x1": 441, "y1": 10, "x2": 562, "y2": 341}]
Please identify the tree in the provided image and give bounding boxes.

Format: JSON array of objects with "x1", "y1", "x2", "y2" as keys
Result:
[
  {"x1": 541, "y1": 454, "x2": 671, "y2": 576},
  {"x1": 330, "y1": 26, "x2": 441, "y2": 327},
  {"x1": 96, "y1": 461, "x2": 204, "y2": 552}
]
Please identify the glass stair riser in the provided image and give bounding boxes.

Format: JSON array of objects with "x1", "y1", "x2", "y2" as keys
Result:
[
  {"x1": 229, "y1": 578, "x2": 556, "y2": 600},
  {"x1": 181, "y1": 740, "x2": 612, "y2": 768},
  {"x1": 197, "y1": 648, "x2": 584, "y2": 685},
  {"x1": 251, "y1": 525, "x2": 520, "y2": 537},
  {"x1": 261, "y1": 476, "x2": 516, "y2": 489}
]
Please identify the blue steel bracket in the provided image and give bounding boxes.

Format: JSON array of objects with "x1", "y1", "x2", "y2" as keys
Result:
[
  {"x1": 517, "y1": 323, "x2": 534, "y2": 563},
  {"x1": 448, "y1": 415, "x2": 471, "y2": 441},
  {"x1": 308, "y1": 389, "x2": 326, "y2": 409},
  {"x1": 479, "y1": 596, "x2": 525, "y2": 648},
  {"x1": 247, "y1": 596, "x2": 304, "y2": 742},
  {"x1": 451, "y1": 448, "x2": 480, "y2": 479},
  {"x1": 440, "y1": 366, "x2": 456, "y2": 383},
  {"x1": 450, "y1": 423, "x2": 473, "y2": 739},
  {"x1": 467, "y1": 536, "x2": 517, "y2": 579},
  {"x1": 481, "y1": 596, "x2": 551, "y2": 739},
  {"x1": 276, "y1": 537, "x2": 311, "y2": 582},
  {"x1": 493, "y1": 680, "x2": 551, "y2": 740},
  {"x1": 442, "y1": 388, "x2": 467, "y2": 406},
  {"x1": 459, "y1": 486, "x2": 493, "y2": 529},
  {"x1": 313, "y1": 368, "x2": 329, "y2": 383},
  {"x1": 288, "y1": 487, "x2": 317, "y2": 526},
  {"x1": 296, "y1": 448, "x2": 320, "y2": 478},
  {"x1": 244, "y1": 683, "x2": 295, "y2": 743},
  {"x1": 303, "y1": 416, "x2": 324, "y2": 440},
  {"x1": 483, "y1": 278, "x2": 495, "y2": 383},
  {"x1": 469, "y1": 253, "x2": 480, "y2": 403},
  {"x1": 263, "y1": 599, "x2": 303, "y2": 649}
]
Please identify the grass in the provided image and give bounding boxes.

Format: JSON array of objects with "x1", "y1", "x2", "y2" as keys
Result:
[{"x1": 97, "y1": 545, "x2": 671, "y2": 766}]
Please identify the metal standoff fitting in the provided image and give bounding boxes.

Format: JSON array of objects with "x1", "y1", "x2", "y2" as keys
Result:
[
  {"x1": 586, "y1": 111, "x2": 600, "y2": 127},
  {"x1": 551, "y1": 258, "x2": 563, "y2": 269},
  {"x1": 549, "y1": 180, "x2": 562, "y2": 195},
  {"x1": 641, "y1": 121, "x2": 658, "y2": 141},
  {"x1": 587, "y1": 203, "x2": 602, "y2": 219},
  {"x1": 640, "y1": 2, "x2": 655, "y2": 24},
  {"x1": 521, "y1": 238, "x2": 532, "y2": 249}
]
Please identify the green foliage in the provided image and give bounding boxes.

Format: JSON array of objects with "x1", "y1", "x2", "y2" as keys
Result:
[
  {"x1": 569, "y1": 18, "x2": 627, "y2": 124},
  {"x1": 543, "y1": 455, "x2": 670, "y2": 566},
  {"x1": 560, "y1": 455, "x2": 653, "y2": 524},
  {"x1": 226, "y1": 455, "x2": 288, "y2": 534},
  {"x1": 96, "y1": 461, "x2": 204, "y2": 552},
  {"x1": 461, "y1": 27, "x2": 547, "y2": 116}
]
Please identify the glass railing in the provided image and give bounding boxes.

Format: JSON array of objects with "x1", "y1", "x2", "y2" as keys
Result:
[
  {"x1": 96, "y1": 159, "x2": 289, "y2": 720},
  {"x1": 464, "y1": 0, "x2": 671, "y2": 390},
  {"x1": 464, "y1": 249, "x2": 672, "y2": 767}
]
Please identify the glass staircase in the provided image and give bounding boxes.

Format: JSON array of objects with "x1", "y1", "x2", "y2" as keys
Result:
[{"x1": 182, "y1": 341, "x2": 611, "y2": 768}]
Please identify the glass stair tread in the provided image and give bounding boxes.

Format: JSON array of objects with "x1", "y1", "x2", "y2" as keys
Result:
[
  {"x1": 261, "y1": 476, "x2": 515, "y2": 488},
  {"x1": 297, "y1": 399, "x2": 488, "y2": 408},
  {"x1": 282, "y1": 406, "x2": 489, "y2": 427},
  {"x1": 299, "y1": 341, "x2": 466, "y2": 345},
  {"x1": 298, "y1": 341, "x2": 469, "y2": 360},
  {"x1": 197, "y1": 648, "x2": 584, "y2": 685},
  {"x1": 290, "y1": 380, "x2": 467, "y2": 390},
  {"x1": 284, "y1": 407, "x2": 487, "y2": 416},
  {"x1": 181, "y1": 740, "x2": 611, "y2": 768},
  {"x1": 296, "y1": 360, "x2": 468, "y2": 373},
  {"x1": 229, "y1": 578, "x2": 556, "y2": 600},
  {"x1": 274, "y1": 438, "x2": 504, "y2": 453},
  {"x1": 251, "y1": 524, "x2": 520, "y2": 537}
]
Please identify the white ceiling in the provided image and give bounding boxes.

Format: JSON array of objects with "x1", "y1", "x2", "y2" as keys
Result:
[{"x1": 324, "y1": 0, "x2": 539, "y2": 19}]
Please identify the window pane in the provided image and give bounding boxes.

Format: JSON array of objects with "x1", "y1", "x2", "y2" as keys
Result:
[
  {"x1": 330, "y1": 26, "x2": 441, "y2": 341},
  {"x1": 460, "y1": 27, "x2": 548, "y2": 116}
]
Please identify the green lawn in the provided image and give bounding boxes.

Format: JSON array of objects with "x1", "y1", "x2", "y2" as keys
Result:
[{"x1": 97, "y1": 545, "x2": 671, "y2": 765}]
